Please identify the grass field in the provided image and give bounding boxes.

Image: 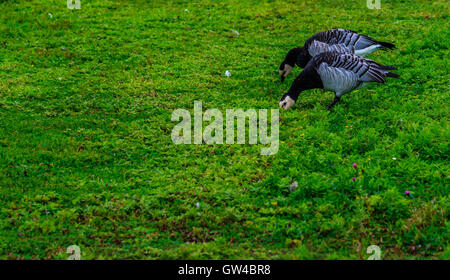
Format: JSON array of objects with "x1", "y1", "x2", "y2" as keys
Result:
[{"x1": 0, "y1": 0, "x2": 448, "y2": 260}]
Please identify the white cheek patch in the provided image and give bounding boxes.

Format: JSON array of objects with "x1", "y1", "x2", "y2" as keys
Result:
[
  {"x1": 283, "y1": 65, "x2": 293, "y2": 77},
  {"x1": 279, "y1": 95, "x2": 296, "y2": 110},
  {"x1": 284, "y1": 95, "x2": 295, "y2": 109}
]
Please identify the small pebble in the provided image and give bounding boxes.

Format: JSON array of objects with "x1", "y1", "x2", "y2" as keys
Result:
[
  {"x1": 288, "y1": 181, "x2": 298, "y2": 192},
  {"x1": 225, "y1": 70, "x2": 231, "y2": 77}
]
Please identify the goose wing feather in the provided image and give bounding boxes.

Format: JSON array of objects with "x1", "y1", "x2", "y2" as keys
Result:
[
  {"x1": 308, "y1": 40, "x2": 355, "y2": 57},
  {"x1": 308, "y1": 29, "x2": 381, "y2": 51},
  {"x1": 315, "y1": 52, "x2": 388, "y2": 94},
  {"x1": 318, "y1": 62, "x2": 359, "y2": 95}
]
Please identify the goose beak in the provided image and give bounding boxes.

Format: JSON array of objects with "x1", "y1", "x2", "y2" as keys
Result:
[{"x1": 280, "y1": 73, "x2": 286, "y2": 83}]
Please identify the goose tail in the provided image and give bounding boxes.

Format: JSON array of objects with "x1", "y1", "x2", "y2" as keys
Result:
[
  {"x1": 385, "y1": 72, "x2": 400, "y2": 79},
  {"x1": 380, "y1": 65, "x2": 398, "y2": 71},
  {"x1": 379, "y1": 65, "x2": 399, "y2": 78},
  {"x1": 378, "y1": 41, "x2": 396, "y2": 50}
]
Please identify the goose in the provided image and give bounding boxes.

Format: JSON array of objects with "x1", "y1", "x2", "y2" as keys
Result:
[
  {"x1": 279, "y1": 29, "x2": 396, "y2": 82},
  {"x1": 279, "y1": 51, "x2": 399, "y2": 110}
]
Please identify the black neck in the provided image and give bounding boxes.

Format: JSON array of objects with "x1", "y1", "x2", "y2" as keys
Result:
[
  {"x1": 296, "y1": 47, "x2": 312, "y2": 68},
  {"x1": 287, "y1": 67, "x2": 323, "y2": 101}
]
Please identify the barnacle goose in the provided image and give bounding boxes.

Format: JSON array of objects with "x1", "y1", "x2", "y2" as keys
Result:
[
  {"x1": 279, "y1": 29, "x2": 396, "y2": 82},
  {"x1": 279, "y1": 51, "x2": 399, "y2": 110}
]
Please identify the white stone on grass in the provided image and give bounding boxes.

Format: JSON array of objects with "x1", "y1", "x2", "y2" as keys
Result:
[{"x1": 288, "y1": 181, "x2": 298, "y2": 192}]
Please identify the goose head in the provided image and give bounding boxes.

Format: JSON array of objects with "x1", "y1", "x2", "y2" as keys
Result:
[
  {"x1": 279, "y1": 47, "x2": 310, "y2": 82},
  {"x1": 279, "y1": 92, "x2": 297, "y2": 110}
]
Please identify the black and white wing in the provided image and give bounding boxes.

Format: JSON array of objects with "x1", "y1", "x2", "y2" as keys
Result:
[
  {"x1": 314, "y1": 52, "x2": 392, "y2": 95},
  {"x1": 317, "y1": 62, "x2": 359, "y2": 95},
  {"x1": 308, "y1": 40, "x2": 355, "y2": 57},
  {"x1": 307, "y1": 29, "x2": 395, "y2": 57},
  {"x1": 308, "y1": 29, "x2": 361, "y2": 47}
]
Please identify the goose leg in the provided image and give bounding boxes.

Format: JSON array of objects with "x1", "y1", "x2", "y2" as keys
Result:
[{"x1": 327, "y1": 96, "x2": 341, "y2": 110}]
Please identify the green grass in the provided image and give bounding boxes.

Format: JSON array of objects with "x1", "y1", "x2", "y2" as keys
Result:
[{"x1": 0, "y1": 0, "x2": 448, "y2": 260}]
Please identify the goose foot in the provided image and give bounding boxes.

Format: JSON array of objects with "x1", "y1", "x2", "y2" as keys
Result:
[{"x1": 327, "y1": 96, "x2": 341, "y2": 110}]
